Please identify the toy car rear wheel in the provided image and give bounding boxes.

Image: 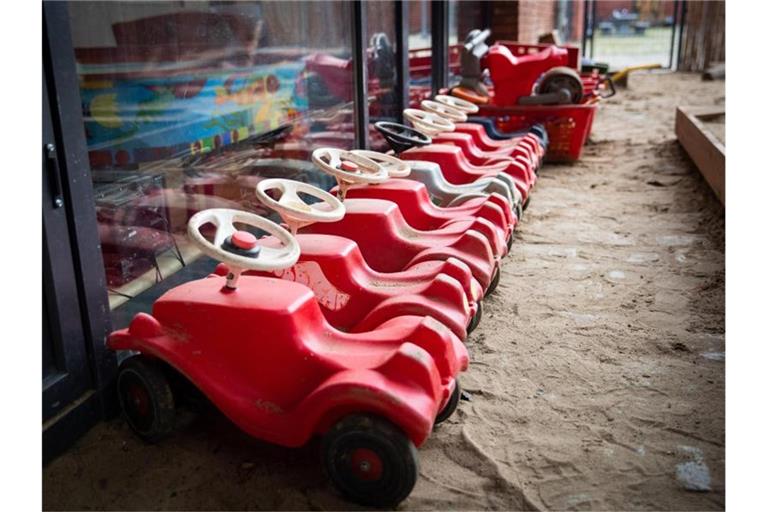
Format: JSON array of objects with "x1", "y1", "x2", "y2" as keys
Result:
[
  {"x1": 538, "y1": 66, "x2": 584, "y2": 104},
  {"x1": 323, "y1": 414, "x2": 418, "y2": 507},
  {"x1": 487, "y1": 265, "x2": 502, "y2": 295},
  {"x1": 117, "y1": 356, "x2": 176, "y2": 443},
  {"x1": 435, "y1": 381, "x2": 461, "y2": 425},
  {"x1": 515, "y1": 203, "x2": 524, "y2": 223},
  {"x1": 467, "y1": 300, "x2": 483, "y2": 333}
]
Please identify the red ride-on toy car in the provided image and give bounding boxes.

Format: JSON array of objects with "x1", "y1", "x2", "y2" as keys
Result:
[
  {"x1": 108, "y1": 208, "x2": 468, "y2": 507},
  {"x1": 433, "y1": 94, "x2": 546, "y2": 161},
  {"x1": 312, "y1": 144, "x2": 510, "y2": 254},
  {"x1": 486, "y1": 43, "x2": 581, "y2": 106},
  {"x1": 372, "y1": 121, "x2": 526, "y2": 220},
  {"x1": 403, "y1": 108, "x2": 537, "y2": 189},
  {"x1": 306, "y1": 149, "x2": 503, "y2": 291},
  {"x1": 335, "y1": 150, "x2": 515, "y2": 252},
  {"x1": 386, "y1": 126, "x2": 535, "y2": 207},
  {"x1": 419, "y1": 100, "x2": 543, "y2": 173},
  {"x1": 420, "y1": 99, "x2": 543, "y2": 171},
  {"x1": 217, "y1": 178, "x2": 481, "y2": 336}
]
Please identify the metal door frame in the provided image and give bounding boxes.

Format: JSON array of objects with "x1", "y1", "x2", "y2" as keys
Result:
[{"x1": 43, "y1": 1, "x2": 117, "y2": 463}]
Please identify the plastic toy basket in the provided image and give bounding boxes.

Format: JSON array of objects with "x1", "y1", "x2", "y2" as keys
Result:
[{"x1": 478, "y1": 99, "x2": 599, "y2": 162}]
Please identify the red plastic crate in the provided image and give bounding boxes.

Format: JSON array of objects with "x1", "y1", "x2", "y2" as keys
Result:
[{"x1": 478, "y1": 100, "x2": 599, "y2": 162}]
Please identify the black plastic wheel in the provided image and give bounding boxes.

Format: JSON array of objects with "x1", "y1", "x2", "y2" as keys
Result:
[
  {"x1": 506, "y1": 230, "x2": 515, "y2": 252},
  {"x1": 467, "y1": 300, "x2": 483, "y2": 333},
  {"x1": 323, "y1": 414, "x2": 418, "y2": 508},
  {"x1": 515, "y1": 203, "x2": 524, "y2": 224},
  {"x1": 117, "y1": 356, "x2": 176, "y2": 443},
  {"x1": 538, "y1": 66, "x2": 584, "y2": 105},
  {"x1": 487, "y1": 265, "x2": 501, "y2": 295},
  {"x1": 435, "y1": 381, "x2": 461, "y2": 425}
]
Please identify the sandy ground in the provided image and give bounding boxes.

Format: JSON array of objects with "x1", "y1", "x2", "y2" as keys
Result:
[{"x1": 43, "y1": 72, "x2": 725, "y2": 511}]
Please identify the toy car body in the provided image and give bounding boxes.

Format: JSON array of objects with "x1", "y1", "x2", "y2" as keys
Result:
[
  {"x1": 431, "y1": 130, "x2": 539, "y2": 180},
  {"x1": 110, "y1": 274, "x2": 467, "y2": 446},
  {"x1": 340, "y1": 178, "x2": 514, "y2": 251},
  {"x1": 400, "y1": 144, "x2": 534, "y2": 201},
  {"x1": 109, "y1": 273, "x2": 468, "y2": 506},
  {"x1": 440, "y1": 127, "x2": 544, "y2": 172},
  {"x1": 465, "y1": 117, "x2": 549, "y2": 147},
  {"x1": 486, "y1": 43, "x2": 570, "y2": 106},
  {"x1": 216, "y1": 233, "x2": 478, "y2": 339},
  {"x1": 300, "y1": 198, "x2": 500, "y2": 292},
  {"x1": 406, "y1": 160, "x2": 520, "y2": 210},
  {"x1": 454, "y1": 122, "x2": 545, "y2": 157}
]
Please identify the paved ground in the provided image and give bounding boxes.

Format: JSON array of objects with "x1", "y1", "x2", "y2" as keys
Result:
[{"x1": 43, "y1": 72, "x2": 725, "y2": 511}]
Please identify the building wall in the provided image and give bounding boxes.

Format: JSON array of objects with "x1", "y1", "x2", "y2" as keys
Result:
[
  {"x1": 516, "y1": 0, "x2": 558, "y2": 43},
  {"x1": 488, "y1": 0, "x2": 559, "y2": 44}
]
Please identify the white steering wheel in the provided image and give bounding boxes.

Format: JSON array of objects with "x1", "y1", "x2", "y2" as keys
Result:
[
  {"x1": 351, "y1": 150, "x2": 411, "y2": 178},
  {"x1": 187, "y1": 208, "x2": 300, "y2": 289},
  {"x1": 403, "y1": 108, "x2": 455, "y2": 136},
  {"x1": 311, "y1": 147, "x2": 388, "y2": 199},
  {"x1": 421, "y1": 100, "x2": 468, "y2": 123},
  {"x1": 434, "y1": 94, "x2": 480, "y2": 114},
  {"x1": 255, "y1": 178, "x2": 345, "y2": 233}
]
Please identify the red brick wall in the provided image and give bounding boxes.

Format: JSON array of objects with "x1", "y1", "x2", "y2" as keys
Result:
[
  {"x1": 516, "y1": 0, "x2": 557, "y2": 43},
  {"x1": 489, "y1": 1, "x2": 519, "y2": 41},
  {"x1": 489, "y1": 0, "x2": 558, "y2": 43},
  {"x1": 570, "y1": 0, "x2": 586, "y2": 44}
]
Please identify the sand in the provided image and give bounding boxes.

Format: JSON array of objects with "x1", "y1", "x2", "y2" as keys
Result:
[{"x1": 43, "y1": 71, "x2": 725, "y2": 511}]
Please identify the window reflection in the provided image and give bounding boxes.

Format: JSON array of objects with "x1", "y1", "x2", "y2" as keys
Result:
[
  {"x1": 448, "y1": 0, "x2": 485, "y2": 86},
  {"x1": 408, "y1": 0, "x2": 431, "y2": 99},
  {"x1": 366, "y1": 0, "x2": 399, "y2": 151},
  {"x1": 67, "y1": 1, "x2": 354, "y2": 315}
]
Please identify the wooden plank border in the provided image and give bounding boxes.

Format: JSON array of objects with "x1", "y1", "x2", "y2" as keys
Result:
[{"x1": 675, "y1": 106, "x2": 725, "y2": 205}]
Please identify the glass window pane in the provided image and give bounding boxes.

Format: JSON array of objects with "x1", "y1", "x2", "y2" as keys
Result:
[
  {"x1": 447, "y1": 0, "x2": 484, "y2": 86},
  {"x1": 592, "y1": 1, "x2": 677, "y2": 69},
  {"x1": 366, "y1": 0, "x2": 398, "y2": 150},
  {"x1": 67, "y1": 1, "x2": 355, "y2": 324},
  {"x1": 408, "y1": 0, "x2": 431, "y2": 100}
]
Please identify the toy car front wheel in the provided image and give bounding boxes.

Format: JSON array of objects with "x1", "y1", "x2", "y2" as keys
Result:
[
  {"x1": 323, "y1": 414, "x2": 418, "y2": 507},
  {"x1": 487, "y1": 265, "x2": 502, "y2": 295},
  {"x1": 506, "y1": 230, "x2": 515, "y2": 252},
  {"x1": 435, "y1": 381, "x2": 461, "y2": 425},
  {"x1": 467, "y1": 300, "x2": 483, "y2": 333},
  {"x1": 117, "y1": 356, "x2": 176, "y2": 443}
]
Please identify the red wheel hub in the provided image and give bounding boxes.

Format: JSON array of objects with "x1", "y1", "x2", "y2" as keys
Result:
[
  {"x1": 349, "y1": 447, "x2": 383, "y2": 481},
  {"x1": 127, "y1": 383, "x2": 151, "y2": 417}
]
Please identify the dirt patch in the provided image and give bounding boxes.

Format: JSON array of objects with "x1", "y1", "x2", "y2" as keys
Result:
[{"x1": 43, "y1": 72, "x2": 725, "y2": 511}]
